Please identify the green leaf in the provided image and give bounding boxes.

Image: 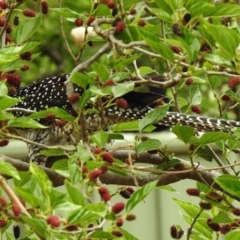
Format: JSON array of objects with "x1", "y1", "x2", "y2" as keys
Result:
[
  {"x1": 91, "y1": 130, "x2": 109, "y2": 147},
  {"x1": 225, "y1": 231, "x2": 240, "y2": 240},
  {"x1": 79, "y1": 89, "x2": 92, "y2": 112},
  {"x1": 12, "y1": 15, "x2": 42, "y2": 44},
  {"x1": 206, "y1": 4, "x2": 240, "y2": 17},
  {"x1": 199, "y1": 132, "x2": 232, "y2": 145},
  {"x1": 158, "y1": 185, "x2": 177, "y2": 192},
  {"x1": 139, "y1": 105, "x2": 169, "y2": 132},
  {"x1": 138, "y1": 29, "x2": 175, "y2": 63},
  {"x1": 172, "y1": 125, "x2": 195, "y2": 144},
  {"x1": 208, "y1": 76, "x2": 222, "y2": 89},
  {"x1": 111, "y1": 82, "x2": 135, "y2": 98},
  {"x1": 0, "y1": 82, "x2": 8, "y2": 97},
  {"x1": 30, "y1": 107, "x2": 74, "y2": 122},
  {"x1": 0, "y1": 162, "x2": 20, "y2": 180},
  {"x1": 202, "y1": 21, "x2": 239, "y2": 60},
  {"x1": 8, "y1": 117, "x2": 48, "y2": 129},
  {"x1": 39, "y1": 149, "x2": 65, "y2": 157},
  {"x1": 0, "y1": 96, "x2": 21, "y2": 109},
  {"x1": 119, "y1": 228, "x2": 139, "y2": 240},
  {"x1": 15, "y1": 187, "x2": 41, "y2": 207},
  {"x1": 111, "y1": 120, "x2": 155, "y2": 132},
  {"x1": 70, "y1": 72, "x2": 92, "y2": 89},
  {"x1": 214, "y1": 175, "x2": 240, "y2": 198},
  {"x1": 126, "y1": 180, "x2": 158, "y2": 212},
  {"x1": 91, "y1": 230, "x2": 118, "y2": 239},
  {"x1": 135, "y1": 139, "x2": 161, "y2": 152},
  {"x1": 50, "y1": 7, "x2": 83, "y2": 18},
  {"x1": 211, "y1": 212, "x2": 233, "y2": 224},
  {"x1": 112, "y1": 54, "x2": 142, "y2": 71},
  {"x1": 30, "y1": 163, "x2": 52, "y2": 194},
  {"x1": 65, "y1": 181, "x2": 86, "y2": 206},
  {"x1": 21, "y1": 215, "x2": 47, "y2": 238},
  {"x1": 92, "y1": 62, "x2": 109, "y2": 81},
  {"x1": 190, "y1": 85, "x2": 202, "y2": 105}
]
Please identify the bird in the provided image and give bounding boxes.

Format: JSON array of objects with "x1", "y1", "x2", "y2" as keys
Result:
[{"x1": 6, "y1": 73, "x2": 240, "y2": 166}]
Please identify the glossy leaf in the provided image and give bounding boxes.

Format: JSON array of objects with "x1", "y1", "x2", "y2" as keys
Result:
[
  {"x1": 126, "y1": 180, "x2": 158, "y2": 212},
  {"x1": 91, "y1": 130, "x2": 109, "y2": 147},
  {"x1": 8, "y1": 117, "x2": 48, "y2": 129},
  {"x1": 12, "y1": 15, "x2": 42, "y2": 44},
  {"x1": 0, "y1": 162, "x2": 20, "y2": 180},
  {"x1": 135, "y1": 139, "x2": 161, "y2": 152},
  {"x1": 139, "y1": 105, "x2": 169, "y2": 132},
  {"x1": 92, "y1": 62, "x2": 109, "y2": 81},
  {"x1": 199, "y1": 132, "x2": 232, "y2": 145},
  {"x1": 172, "y1": 125, "x2": 195, "y2": 144}
]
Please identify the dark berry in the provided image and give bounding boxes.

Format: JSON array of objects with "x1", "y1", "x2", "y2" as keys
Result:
[
  {"x1": 199, "y1": 202, "x2": 212, "y2": 210},
  {"x1": 126, "y1": 214, "x2": 136, "y2": 221},
  {"x1": 116, "y1": 217, "x2": 123, "y2": 227},
  {"x1": 75, "y1": 18, "x2": 83, "y2": 27},
  {"x1": 107, "y1": 1, "x2": 116, "y2": 9},
  {"x1": 221, "y1": 94, "x2": 231, "y2": 101},
  {"x1": 185, "y1": 78, "x2": 193, "y2": 85},
  {"x1": 0, "y1": 17, "x2": 6, "y2": 27},
  {"x1": 0, "y1": 219, "x2": 7, "y2": 228},
  {"x1": 0, "y1": 140, "x2": 9, "y2": 147},
  {"x1": 112, "y1": 230, "x2": 123, "y2": 237},
  {"x1": 20, "y1": 51, "x2": 32, "y2": 61},
  {"x1": 68, "y1": 93, "x2": 80, "y2": 103},
  {"x1": 186, "y1": 188, "x2": 200, "y2": 196},
  {"x1": 171, "y1": 45, "x2": 181, "y2": 53},
  {"x1": 41, "y1": 1, "x2": 48, "y2": 14},
  {"x1": 54, "y1": 120, "x2": 66, "y2": 127},
  {"x1": 232, "y1": 208, "x2": 240, "y2": 216},
  {"x1": 172, "y1": 23, "x2": 182, "y2": 36},
  {"x1": 87, "y1": 16, "x2": 95, "y2": 26},
  {"x1": 170, "y1": 225, "x2": 178, "y2": 239},
  {"x1": 0, "y1": 1, "x2": 8, "y2": 9}
]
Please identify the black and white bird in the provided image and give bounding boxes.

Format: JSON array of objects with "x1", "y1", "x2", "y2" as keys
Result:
[{"x1": 7, "y1": 74, "x2": 240, "y2": 166}]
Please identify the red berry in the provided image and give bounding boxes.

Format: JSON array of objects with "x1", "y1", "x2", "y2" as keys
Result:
[
  {"x1": 126, "y1": 214, "x2": 136, "y2": 221},
  {"x1": 89, "y1": 169, "x2": 102, "y2": 181},
  {"x1": 12, "y1": 203, "x2": 21, "y2": 217},
  {"x1": 75, "y1": 18, "x2": 83, "y2": 27},
  {"x1": 0, "y1": 17, "x2": 6, "y2": 27},
  {"x1": 6, "y1": 74, "x2": 21, "y2": 86},
  {"x1": 0, "y1": 219, "x2": 7, "y2": 228},
  {"x1": 41, "y1": 1, "x2": 48, "y2": 14},
  {"x1": 102, "y1": 79, "x2": 115, "y2": 87},
  {"x1": 0, "y1": 1, "x2": 8, "y2": 9},
  {"x1": 65, "y1": 224, "x2": 78, "y2": 231},
  {"x1": 115, "y1": 98, "x2": 128, "y2": 109},
  {"x1": 22, "y1": 10, "x2": 36, "y2": 17},
  {"x1": 111, "y1": 202, "x2": 125, "y2": 214},
  {"x1": 107, "y1": 0, "x2": 116, "y2": 9},
  {"x1": 138, "y1": 19, "x2": 146, "y2": 27},
  {"x1": 206, "y1": 191, "x2": 223, "y2": 202},
  {"x1": 101, "y1": 152, "x2": 114, "y2": 164},
  {"x1": 185, "y1": 77, "x2": 193, "y2": 85},
  {"x1": 116, "y1": 217, "x2": 123, "y2": 227},
  {"x1": 186, "y1": 188, "x2": 200, "y2": 196},
  {"x1": 46, "y1": 215, "x2": 61, "y2": 227},
  {"x1": 115, "y1": 21, "x2": 125, "y2": 32},
  {"x1": 0, "y1": 140, "x2": 9, "y2": 147},
  {"x1": 100, "y1": 165, "x2": 108, "y2": 173},
  {"x1": 87, "y1": 16, "x2": 95, "y2": 26},
  {"x1": 0, "y1": 196, "x2": 7, "y2": 207},
  {"x1": 54, "y1": 120, "x2": 66, "y2": 127},
  {"x1": 228, "y1": 77, "x2": 240, "y2": 88},
  {"x1": 20, "y1": 51, "x2": 32, "y2": 61},
  {"x1": 112, "y1": 230, "x2": 123, "y2": 237},
  {"x1": 5, "y1": 35, "x2": 13, "y2": 44},
  {"x1": 98, "y1": 186, "x2": 111, "y2": 202},
  {"x1": 191, "y1": 105, "x2": 202, "y2": 114},
  {"x1": 171, "y1": 45, "x2": 181, "y2": 53},
  {"x1": 68, "y1": 93, "x2": 80, "y2": 103},
  {"x1": 93, "y1": 147, "x2": 102, "y2": 154},
  {"x1": 46, "y1": 113, "x2": 56, "y2": 120},
  {"x1": 81, "y1": 165, "x2": 88, "y2": 174}
]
